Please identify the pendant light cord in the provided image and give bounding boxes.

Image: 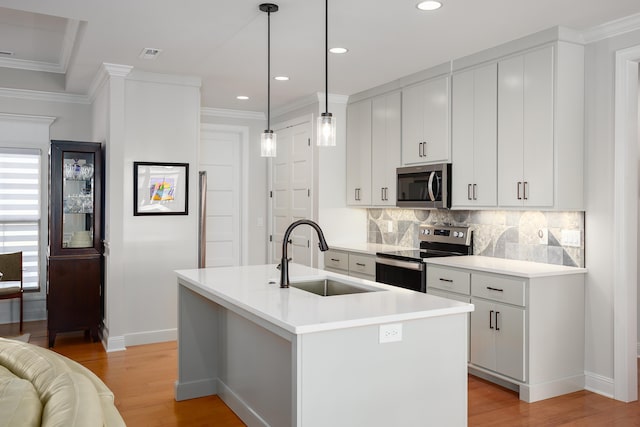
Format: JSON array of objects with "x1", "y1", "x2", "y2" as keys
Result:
[
  {"x1": 267, "y1": 9, "x2": 271, "y2": 130},
  {"x1": 324, "y1": 0, "x2": 328, "y2": 114}
]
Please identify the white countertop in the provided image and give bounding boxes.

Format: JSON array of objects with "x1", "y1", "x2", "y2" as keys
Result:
[
  {"x1": 328, "y1": 242, "x2": 414, "y2": 255},
  {"x1": 426, "y1": 255, "x2": 587, "y2": 278},
  {"x1": 176, "y1": 263, "x2": 473, "y2": 335}
]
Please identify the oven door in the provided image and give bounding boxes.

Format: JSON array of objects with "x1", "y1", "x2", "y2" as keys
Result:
[{"x1": 375, "y1": 257, "x2": 426, "y2": 293}]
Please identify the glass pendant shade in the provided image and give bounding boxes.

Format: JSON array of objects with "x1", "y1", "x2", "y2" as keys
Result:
[
  {"x1": 317, "y1": 112, "x2": 336, "y2": 147},
  {"x1": 261, "y1": 130, "x2": 277, "y2": 157}
]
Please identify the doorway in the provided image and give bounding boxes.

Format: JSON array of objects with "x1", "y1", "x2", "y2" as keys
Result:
[{"x1": 199, "y1": 124, "x2": 246, "y2": 267}]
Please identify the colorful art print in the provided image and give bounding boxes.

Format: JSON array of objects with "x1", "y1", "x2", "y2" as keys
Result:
[{"x1": 133, "y1": 162, "x2": 188, "y2": 215}]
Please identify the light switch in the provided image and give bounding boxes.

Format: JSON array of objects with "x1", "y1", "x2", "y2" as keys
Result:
[{"x1": 561, "y1": 230, "x2": 581, "y2": 247}]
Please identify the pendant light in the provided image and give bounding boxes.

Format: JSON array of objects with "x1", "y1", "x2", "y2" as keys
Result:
[
  {"x1": 260, "y1": 3, "x2": 279, "y2": 157},
  {"x1": 317, "y1": 0, "x2": 336, "y2": 147}
]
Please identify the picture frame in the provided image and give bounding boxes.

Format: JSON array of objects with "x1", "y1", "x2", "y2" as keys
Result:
[{"x1": 133, "y1": 162, "x2": 189, "y2": 216}]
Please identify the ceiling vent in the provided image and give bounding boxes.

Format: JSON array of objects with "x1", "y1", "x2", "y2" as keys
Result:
[{"x1": 138, "y1": 48, "x2": 162, "y2": 60}]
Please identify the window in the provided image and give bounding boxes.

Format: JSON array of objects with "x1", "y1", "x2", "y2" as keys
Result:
[{"x1": 0, "y1": 149, "x2": 40, "y2": 291}]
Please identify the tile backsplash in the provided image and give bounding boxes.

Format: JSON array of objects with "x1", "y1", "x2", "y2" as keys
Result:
[{"x1": 368, "y1": 209, "x2": 585, "y2": 267}]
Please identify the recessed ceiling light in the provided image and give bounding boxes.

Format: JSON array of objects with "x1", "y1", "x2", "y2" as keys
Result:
[
  {"x1": 329, "y1": 47, "x2": 348, "y2": 54},
  {"x1": 274, "y1": 76, "x2": 289, "y2": 81},
  {"x1": 416, "y1": 1, "x2": 442, "y2": 11},
  {"x1": 236, "y1": 95, "x2": 249, "y2": 100}
]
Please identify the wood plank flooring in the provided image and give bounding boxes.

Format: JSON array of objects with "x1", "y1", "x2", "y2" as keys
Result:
[{"x1": 2, "y1": 320, "x2": 639, "y2": 426}]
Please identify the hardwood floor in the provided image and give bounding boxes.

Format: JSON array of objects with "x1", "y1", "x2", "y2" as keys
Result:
[{"x1": 2, "y1": 320, "x2": 639, "y2": 426}]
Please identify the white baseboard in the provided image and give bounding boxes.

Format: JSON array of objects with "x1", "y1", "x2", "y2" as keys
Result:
[
  {"x1": 217, "y1": 378, "x2": 269, "y2": 427},
  {"x1": 124, "y1": 328, "x2": 177, "y2": 347},
  {"x1": 584, "y1": 370, "x2": 614, "y2": 398},
  {"x1": 174, "y1": 378, "x2": 217, "y2": 402},
  {"x1": 104, "y1": 334, "x2": 126, "y2": 353},
  {"x1": 520, "y1": 374, "x2": 585, "y2": 402}
]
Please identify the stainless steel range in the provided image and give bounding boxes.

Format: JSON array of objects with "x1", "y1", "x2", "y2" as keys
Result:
[{"x1": 375, "y1": 224, "x2": 473, "y2": 292}]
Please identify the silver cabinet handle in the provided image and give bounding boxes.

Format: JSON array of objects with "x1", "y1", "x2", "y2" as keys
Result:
[
  {"x1": 517, "y1": 182, "x2": 522, "y2": 200},
  {"x1": 473, "y1": 184, "x2": 477, "y2": 200},
  {"x1": 523, "y1": 181, "x2": 528, "y2": 200},
  {"x1": 467, "y1": 184, "x2": 472, "y2": 200}
]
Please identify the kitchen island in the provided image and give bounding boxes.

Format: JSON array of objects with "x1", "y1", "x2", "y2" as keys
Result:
[{"x1": 174, "y1": 263, "x2": 473, "y2": 427}]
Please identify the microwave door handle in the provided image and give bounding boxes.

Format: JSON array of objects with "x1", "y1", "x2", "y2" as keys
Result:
[{"x1": 428, "y1": 171, "x2": 436, "y2": 201}]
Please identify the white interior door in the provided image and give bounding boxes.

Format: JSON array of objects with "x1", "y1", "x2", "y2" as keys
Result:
[
  {"x1": 269, "y1": 121, "x2": 312, "y2": 266},
  {"x1": 200, "y1": 125, "x2": 242, "y2": 267}
]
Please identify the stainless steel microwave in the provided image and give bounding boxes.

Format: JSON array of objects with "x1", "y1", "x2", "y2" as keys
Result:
[{"x1": 396, "y1": 163, "x2": 451, "y2": 209}]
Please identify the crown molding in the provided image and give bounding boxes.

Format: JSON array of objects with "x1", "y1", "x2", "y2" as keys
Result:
[
  {"x1": 0, "y1": 112, "x2": 56, "y2": 126},
  {"x1": 0, "y1": 57, "x2": 64, "y2": 74},
  {"x1": 127, "y1": 69, "x2": 201, "y2": 87},
  {"x1": 87, "y1": 63, "x2": 134, "y2": 102},
  {"x1": 316, "y1": 92, "x2": 350, "y2": 106},
  {"x1": 582, "y1": 12, "x2": 640, "y2": 44},
  {"x1": 0, "y1": 87, "x2": 89, "y2": 104},
  {"x1": 201, "y1": 107, "x2": 265, "y2": 121}
]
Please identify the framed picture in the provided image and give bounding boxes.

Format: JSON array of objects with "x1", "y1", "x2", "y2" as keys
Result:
[{"x1": 133, "y1": 162, "x2": 189, "y2": 216}]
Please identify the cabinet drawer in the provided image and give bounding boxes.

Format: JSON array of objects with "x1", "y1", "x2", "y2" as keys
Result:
[
  {"x1": 427, "y1": 266, "x2": 471, "y2": 295},
  {"x1": 471, "y1": 273, "x2": 526, "y2": 307},
  {"x1": 349, "y1": 254, "x2": 376, "y2": 277},
  {"x1": 325, "y1": 250, "x2": 348, "y2": 272}
]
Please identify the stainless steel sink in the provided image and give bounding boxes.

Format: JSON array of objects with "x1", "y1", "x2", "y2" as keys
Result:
[{"x1": 290, "y1": 278, "x2": 381, "y2": 297}]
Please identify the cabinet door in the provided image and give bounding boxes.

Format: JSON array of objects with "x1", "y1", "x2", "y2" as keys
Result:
[
  {"x1": 498, "y1": 46, "x2": 554, "y2": 208},
  {"x1": 346, "y1": 100, "x2": 372, "y2": 205},
  {"x1": 371, "y1": 92, "x2": 401, "y2": 206},
  {"x1": 494, "y1": 303, "x2": 526, "y2": 381},
  {"x1": 452, "y1": 64, "x2": 497, "y2": 207},
  {"x1": 470, "y1": 298, "x2": 496, "y2": 371},
  {"x1": 422, "y1": 76, "x2": 450, "y2": 163},
  {"x1": 401, "y1": 83, "x2": 425, "y2": 165},
  {"x1": 472, "y1": 64, "x2": 498, "y2": 206},
  {"x1": 451, "y1": 68, "x2": 476, "y2": 206},
  {"x1": 497, "y1": 55, "x2": 525, "y2": 207},
  {"x1": 522, "y1": 46, "x2": 553, "y2": 207}
]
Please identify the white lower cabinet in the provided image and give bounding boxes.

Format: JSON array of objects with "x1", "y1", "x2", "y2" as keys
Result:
[
  {"x1": 470, "y1": 298, "x2": 525, "y2": 382},
  {"x1": 324, "y1": 249, "x2": 375, "y2": 281},
  {"x1": 426, "y1": 261, "x2": 585, "y2": 402}
]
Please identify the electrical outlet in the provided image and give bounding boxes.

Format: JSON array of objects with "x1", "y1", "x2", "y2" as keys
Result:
[
  {"x1": 538, "y1": 228, "x2": 548, "y2": 245},
  {"x1": 561, "y1": 230, "x2": 581, "y2": 247},
  {"x1": 379, "y1": 323, "x2": 402, "y2": 343}
]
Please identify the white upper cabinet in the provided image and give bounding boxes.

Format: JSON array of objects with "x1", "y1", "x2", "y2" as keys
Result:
[
  {"x1": 346, "y1": 99, "x2": 372, "y2": 206},
  {"x1": 371, "y1": 92, "x2": 401, "y2": 206},
  {"x1": 451, "y1": 63, "x2": 498, "y2": 208},
  {"x1": 496, "y1": 42, "x2": 584, "y2": 210},
  {"x1": 498, "y1": 46, "x2": 554, "y2": 207},
  {"x1": 401, "y1": 75, "x2": 450, "y2": 165}
]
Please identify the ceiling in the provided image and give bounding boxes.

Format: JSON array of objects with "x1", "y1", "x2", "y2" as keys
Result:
[{"x1": 0, "y1": 0, "x2": 639, "y2": 113}]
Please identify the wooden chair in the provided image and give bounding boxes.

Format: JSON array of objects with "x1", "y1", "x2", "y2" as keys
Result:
[{"x1": 0, "y1": 251, "x2": 23, "y2": 332}]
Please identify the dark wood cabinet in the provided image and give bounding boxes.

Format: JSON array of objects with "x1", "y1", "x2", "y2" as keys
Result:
[{"x1": 48, "y1": 141, "x2": 103, "y2": 347}]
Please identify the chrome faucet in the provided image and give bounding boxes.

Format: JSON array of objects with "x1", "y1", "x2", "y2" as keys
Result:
[{"x1": 279, "y1": 219, "x2": 329, "y2": 288}]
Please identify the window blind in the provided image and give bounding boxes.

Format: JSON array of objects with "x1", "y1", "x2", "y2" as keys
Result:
[{"x1": 0, "y1": 148, "x2": 41, "y2": 291}]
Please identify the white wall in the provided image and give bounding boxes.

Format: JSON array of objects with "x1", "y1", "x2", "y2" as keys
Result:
[{"x1": 584, "y1": 28, "x2": 640, "y2": 392}]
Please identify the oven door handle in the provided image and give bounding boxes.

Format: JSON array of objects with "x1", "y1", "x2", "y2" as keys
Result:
[{"x1": 375, "y1": 257, "x2": 424, "y2": 271}]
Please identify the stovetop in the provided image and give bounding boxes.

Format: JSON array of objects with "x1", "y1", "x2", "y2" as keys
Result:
[{"x1": 376, "y1": 225, "x2": 473, "y2": 262}]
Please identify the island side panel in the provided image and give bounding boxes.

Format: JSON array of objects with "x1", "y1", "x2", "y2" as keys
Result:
[
  {"x1": 216, "y1": 308, "x2": 294, "y2": 427},
  {"x1": 175, "y1": 282, "x2": 219, "y2": 401},
  {"x1": 298, "y1": 314, "x2": 468, "y2": 427}
]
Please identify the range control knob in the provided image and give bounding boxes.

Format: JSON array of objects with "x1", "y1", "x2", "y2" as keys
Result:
[
  {"x1": 453, "y1": 231, "x2": 459, "y2": 237},
  {"x1": 458, "y1": 232, "x2": 465, "y2": 238}
]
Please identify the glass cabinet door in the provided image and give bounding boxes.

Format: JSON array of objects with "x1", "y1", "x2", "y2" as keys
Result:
[
  {"x1": 62, "y1": 152, "x2": 95, "y2": 248},
  {"x1": 49, "y1": 140, "x2": 102, "y2": 257}
]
